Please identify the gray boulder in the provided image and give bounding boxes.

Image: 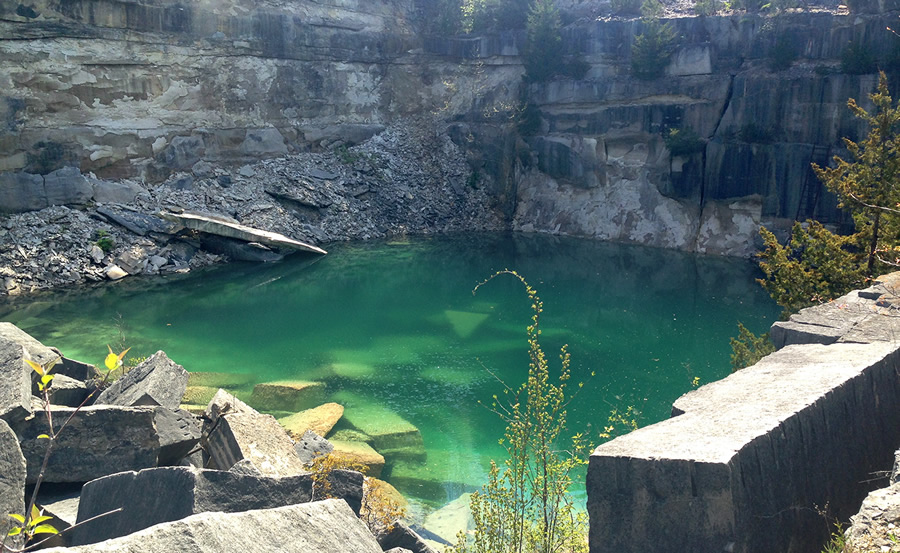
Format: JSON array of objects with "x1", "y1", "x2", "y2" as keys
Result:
[
  {"x1": 0, "y1": 337, "x2": 34, "y2": 421},
  {"x1": 91, "y1": 179, "x2": 143, "y2": 204},
  {"x1": 240, "y1": 128, "x2": 287, "y2": 156},
  {"x1": 95, "y1": 204, "x2": 181, "y2": 236},
  {"x1": 42, "y1": 167, "x2": 92, "y2": 206},
  {"x1": 8, "y1": 405, "x2": 159, "y2": 484},
  {"x1": 294, "y1": 429, "x2": 334, "y2": 464},
  {"x1": 0, "y1": 419, "x2": 26, "y2": 542},
  {"x1": 0, "y1": 171, "x2": 45, "y2": 213},
  {"x1": 0, "y1": 322, "x2": 58, "y2": 366},
  {"x1": 44, "y1": 499, "x2": 383, "y2": 553},
  {"x1": 46, "y1": 374, "x2": 88, "y2": 407},
  {"x1": 52, "y1": 355, "x2": 98, "y2": 382},
  {"x1": 377, "y1": 522, "x2": 438, "y2": 553},
  {"x1": 154, "y1": 407, "x2": 201, "y2": 466},
  {"x1": 204, "y1": 389, "x2": 308, "y2": 477},
  {"x1": 96, "y1": 351, "x2": 188, "y2": 409}
]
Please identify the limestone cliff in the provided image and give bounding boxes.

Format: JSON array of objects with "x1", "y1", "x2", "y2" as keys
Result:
[{"x1": 1, "y1": 0, "x2": 898, "y2": 257}]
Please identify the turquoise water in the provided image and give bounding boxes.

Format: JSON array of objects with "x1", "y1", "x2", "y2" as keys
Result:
[{"x1": 0, "y1": 232, "x2": 778, "y2": 508}]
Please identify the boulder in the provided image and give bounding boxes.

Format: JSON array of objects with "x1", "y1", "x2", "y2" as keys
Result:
[
  {"x1": 43, "y1": 499, "x2": 384, "y2": 553},
  {"x1": 0, "y1": 171, "x2": 45, "y2": 213},
  {"x1": 71, "y1": 466, "x2": 316, "y2": 545},
  {"x1": 0, "y1": 337, "x2": 34, "y2": 421},
  {"x1": 204, "y1": 391, "x2": 307, "y2": 477},
  {"x1": 845, "y1": 482, "x2": 900, "y2": 553},
  {"x1": 294, "y1": 429, "x2": 334, "y2": 464},
  {"x1": 8, "y1": 405, "x2": 159, "y2": 484},
  {"x1": 42, "y1": 166, "x2": 92, "y2": 206},
  {"x1": 278, "y1": 402, "x2": 344, "y2": 438},
  {"x1": 240, "y1": 128, "x2": 288, "y2": 156},
  {"x1": 342, "y1": 403, "x2": 424, "y2": 452},
  {"x1": 35, "y1": 487, "x2": 80, "y2": 549},
  {"x1": 91, "y1": 179, "x2": 143, "y2": 204},
  {"x1": 154, "y1": 407, "x2": 201, "y2": 466},
  {"x1": 96, "y1": 351, "x2": 188, "y2": 409},
  {"x1": 0, "y1": 322, "x2": 58, "y2": 366},
  {"x1": 330, "y1": 440, "x2": 385, "y2": 478},
  {"x1": 53, "y1": 355, "x2": 98, "y2": 382},
  {"x1": 0, "y1": 419, "x2": 26, "y2": 541},
  {"x1": 420, "y1": 493, "x2": 472, "y2": 547},
  {"x1": 250, "y1": 380, "x2": 326, "y2": 412},
  {"x1": 46, "y1": 374, "x2": 88, "y2": 407},
  {"x1": 378, "y1": 522, "x2": 438, "y2": 553}
]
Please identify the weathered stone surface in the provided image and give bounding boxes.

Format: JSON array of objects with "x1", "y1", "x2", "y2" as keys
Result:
[
  {"x1": 588, "y1": 341, "x2": 900, "y2": 553},
  {"x1": 70, "y1": 466, "x2": 321, "y2": 545},
  {"x1": 54, "y1": 356, "x2": 98, "y2": 382},
  {"x1": 8, "y1": 405, "x2": 160, "y2": 484},
  {"x1": 0, "y1": 337, "x2": 33, "y2": 421},
  {"x1": 0, "y1": 322, "x2": 58, "y2": 366},
  {"x1": 0, "y1": 172, "x2": 45, "y2": 213},
  {"x1": 250, "y1": 380, "x2": 326, "y2": 412},
  {"x1": 378, "y1": 522, "x2": 437, "y2": 553},
  {"x1": 0, "y1": 419, "x2": 26, "y2": 541},
  {"x1": 279, "y1": 402, "x2": 344, "y2": 438},
  {"x1": 204, "y1": 392, "x2": 307, "y2": 476},
  {"x1": 294, "y1": 429, "x2": 334, "y2": 465},
  {"x1": 342, "y1": 402, "x2": 424, "y2": 452},
  {"x1": 44, "y1": 499, "x2": 383, "y2": 553},
  {"x1": 96, "y1": 351, "x2": 188, "y2": 409},
  {"x1": 154, "y1": 407, "x2": 201, "y2": 466},
  {"x1": 96, "y1": 205, "x2": 181, "y2": 236},
  {"x1": 330, "y1": 440, "x2": 385, "y2": 478},
  {"x1": 42, "y1": 167, "x2": 92, "y2": 207},
  {"x1": 845, "y1": 482, "x2": 900, "y2": 553},
  {"x1": 420, "y1": 493, "x2": 472, "y2": 548},
  {"x1": 91, "y1": 179, "x2": 144, "y2": 204}
]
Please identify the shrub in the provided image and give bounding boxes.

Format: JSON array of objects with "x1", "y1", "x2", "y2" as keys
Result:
[
  {"x1": 694, "y1": 0, "x2": 722, "y2": 16},
  {"x1": 640, "y1": 0, "x2": 664, "y2": 18},
  {"x1": 841, "y1": 40, "x2": 877, "y2": 75},
  {"x1": 95, "y1": 230, "x2": 114, "y2": 253},
  {"x1": 729, "y1": 323, "x2": 775, "y2": 371},
  {"x1": 452, "y1": 270, "x2": 591, "y2": 553},
  {"x1": 631, "y1": 20, "x2": 678, "y2": 80},
  {"x1": 523, "y1": 0, "x2": 563, "y2": 83},
  {"x1": 664, "y1": 127, "x2": 705, "y2": 156}
]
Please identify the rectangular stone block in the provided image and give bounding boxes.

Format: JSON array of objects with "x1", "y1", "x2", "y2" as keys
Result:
[{"x1": 588, "y1": 341, "x2": 900, "y2": 553}]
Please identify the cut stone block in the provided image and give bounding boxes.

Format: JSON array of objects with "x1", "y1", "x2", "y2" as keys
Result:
[
  {"x1": 46, "y1": 374, "x2": 88, "y2": 407},
  {"x1": 8, "y1": 405, "x2": 159, "y2": 484},
  {"x1": 443, "y1": 310, "x2": 490, "y2": 339},
  {"x1": 331, "y1": 440, "x2": 385, "y2": 478},
  {"x1": 96, "y1": 351, "x2": 188, "y2": 409},
  {"x1": 0, "y1": 338, "x2": 34, "y2": 421},
  {"x1": 154, "y1": 407, "x2": 201, "y2": 465},
  {"x1": 588, "y1": 341, "x2": 900, "y2": 553},
  {"x1": 204, "y1": 393, "x2": 306, "y2": 477},
  {"x1": 181, "y1": 385, "x2": 218, "y2": 406},
  {"x1": 250, "y1": 380, "x2": 326, "y2": 412},
  {"x1": 378, "y1": 521, "x2": 437, "y2": 553},
  {"x1": 0, "y1": 419, "x2": 26, "y2": 541},
  {"x1": 0, "y1": 323, "x2": 58, "y2": 366},
  {"x1": 278, "y1": 402, "x2": 344, "y2": 438},
  {"x1": 43, "y1": 499, "x2": 382, "y2": 553},
  {"x1": 341, "y1": 401, "x2": 424, "y2": 452},
  {"x1": 421, "y1": 493, "x2": 473, "y2": 546},
  {"x1": 70, "y1": 466, "x2": 324, "y2": 545},
  {"x1": 388, "y1": 460, "x2": 479, "y2": 504}
]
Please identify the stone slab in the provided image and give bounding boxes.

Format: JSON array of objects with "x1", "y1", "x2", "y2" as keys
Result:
[
  {"x1": 43, "y1": 499, "x2": 383, "y2": 553},
  {"x1": 331, "y1": 440, "x2": 385, "y2": 478},
  {"x1": 8, "y1": 405, "x2": 160, "y2": 484},
  {"x1": 250, "y1": 380, "x2": 326, "y2": 412},
  {"x1": 154, "y1": 407, "x2": 201, "y2": 466},
  {"x1": 96, "y1": 351, "x2": 188, "y2": 409},
  {"x1": 588, "y1": 341, "x2": 900, "y2": 553},
  {"x1": 278, "y1": 402, "x2": 344, "y2": 438},
  {"x1": 0, "y1": 419, "x2": 26, "y2": 540},
  {"x1": 0, "y1": 337, "x2": 33, "y2": 421},
  {"x1": 159, "y1": 211, "x2": 327, "y2": 255}
]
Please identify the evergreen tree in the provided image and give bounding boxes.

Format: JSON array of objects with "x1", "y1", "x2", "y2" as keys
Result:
[{"x1": 523, "y1": 0, "x2": 563, "y2": 82}]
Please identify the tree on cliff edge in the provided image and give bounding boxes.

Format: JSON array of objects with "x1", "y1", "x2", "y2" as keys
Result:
[{"x1": 757, "y1": 72, "x2": 900, "y2": 315}]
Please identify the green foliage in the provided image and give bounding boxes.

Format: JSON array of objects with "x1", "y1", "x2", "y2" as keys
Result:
[
  {"x1": 523, "y1": 0, "x2": 563, "y2": 83},
  {"x1": 729, "y1": 323, "x2": 775, "y2": 372},
  {"x1": 664, "y1": 127, "x2": 705, "y2": 156},
  {"x1": 640, "y1": 0, "x2": 664, "y2": 18},
  {"x1": 841, "y1": 40, "x2": 877, "y2": 75},
  {"x1": 95, "y1": 230, "x2": 114, "y2": 253},
  {"x1": 631, "y1": 19, "x2": 678, "y2": 80},
  {"x1": 768, "y1": 34, "x2": 797, "y2": 71},
  {"x1": 812, "y1": 72, "x2": 900, "y2": 276},
  {"x1": 597, "y1": 405, "x2": 640, "y2": 440},
  {"x1": 693, "y1": 0, "x2": 722, "y2": 16},
  {"x1": 430, "y1": 0, "x2": 465, "y2": 35},
  {"x1": 453, "y1": 270, "x2": 590, "y2": 553},
  {"x1": 757, "y1": 222, "x2": 866, "y2": 316},
  {"x1": 461, "y1": 0, "x2": 530, "y2": 32},
  {"x1": 819, "y1": 522, "x2": 846, "y2": 553}
]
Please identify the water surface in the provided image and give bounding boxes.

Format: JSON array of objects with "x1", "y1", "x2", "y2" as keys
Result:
[{"x1": 1, "y1": 233, "x2": 779, "y2": 508}]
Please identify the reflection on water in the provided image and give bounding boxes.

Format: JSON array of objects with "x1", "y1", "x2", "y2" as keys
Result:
[{"x1": 1, "y1": 232, "x2": 779, "y2": 508}]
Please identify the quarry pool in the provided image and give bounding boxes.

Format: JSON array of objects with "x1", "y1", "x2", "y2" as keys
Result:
[{"x1": 0, "y1": 232, "x2": 779, "y2": 512}]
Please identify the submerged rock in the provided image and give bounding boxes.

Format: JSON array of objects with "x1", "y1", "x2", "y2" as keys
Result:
[
  {"x1": 250, "y1": 380, "x2": 326, "y2": 412},
  {"x1": 278, "y1": 402, "x2": 344, "y2": 438}
]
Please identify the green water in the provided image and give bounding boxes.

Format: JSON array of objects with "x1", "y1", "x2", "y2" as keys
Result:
[{"x1": 0, "y1": 232, "x2": 778, "y2": 509}]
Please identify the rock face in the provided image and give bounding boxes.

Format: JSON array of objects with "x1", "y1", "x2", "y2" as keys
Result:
[
  {"x1": 8, "y1": 405, "x2": 160, "y2": 484},
  {"x1": 845, "y1": 482, "x2": 900, "y2": 552},
  {"x1": 0, "y1": 419, "x2": 26, "y2": 541},
  {"x1": 0, "y1": 337, "x2": 33, "y2": 421},
  {"x1": 42, "y1": 499, "x2": 384, "y2": 553},
  {"x1": 96, "y1": 351, "x2": 189, "y2": 409},
  {"x1": 587, "y1": 338, "x2": 900, "y2": 553}
]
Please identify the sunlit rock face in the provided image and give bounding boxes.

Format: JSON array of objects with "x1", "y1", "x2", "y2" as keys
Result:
[{"x1": 2, "y1": 0, "x2": 898, "y2": 255}]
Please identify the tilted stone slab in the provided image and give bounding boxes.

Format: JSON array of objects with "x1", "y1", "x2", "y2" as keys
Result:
[
  {"x1": 204, "y1": 390, "x2": 307, "y2": 477},
  {"x1": 330, "y1": 440, "x2": 385, "y2": 478},
  {"x1": 278, "y1": 402, "x2": 344, "y2": 438},
  {"x1": 0, "y1": 338, "x2": 33, "y2": 421},
  {"x1": 341, "y1": 402, "x2": 424, "y2": 452},
  {"x1": 71, "y1": 466, "x2": 319, "y2": 545},
  {"x1": 159, "y1": 211, "x2": 327, "y2": 255},
  {"x1": 43, "y1": 499, "x2": 383, "y2": 553},
  {"x1": 8, "y1": 405, "x2": 160, "y2": 484},
  {"x1": 588, "y1": 341, "x2": 900, "y2": 553},
  {"x1": 250, "y1": 380, "x2": 326, "y2": 412},
  {"x1": 0, "y1": 322, "x2": 59, "y2": 366},
  {"x1": 0, "y1": 419, "x2": 26, "y2": 541},
  {"x1": 154, "y1": 407, "x2": 201, "y2": 466},
  {"x1": 96, "y1": 351, "x2": 188, "y2": 409}
]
